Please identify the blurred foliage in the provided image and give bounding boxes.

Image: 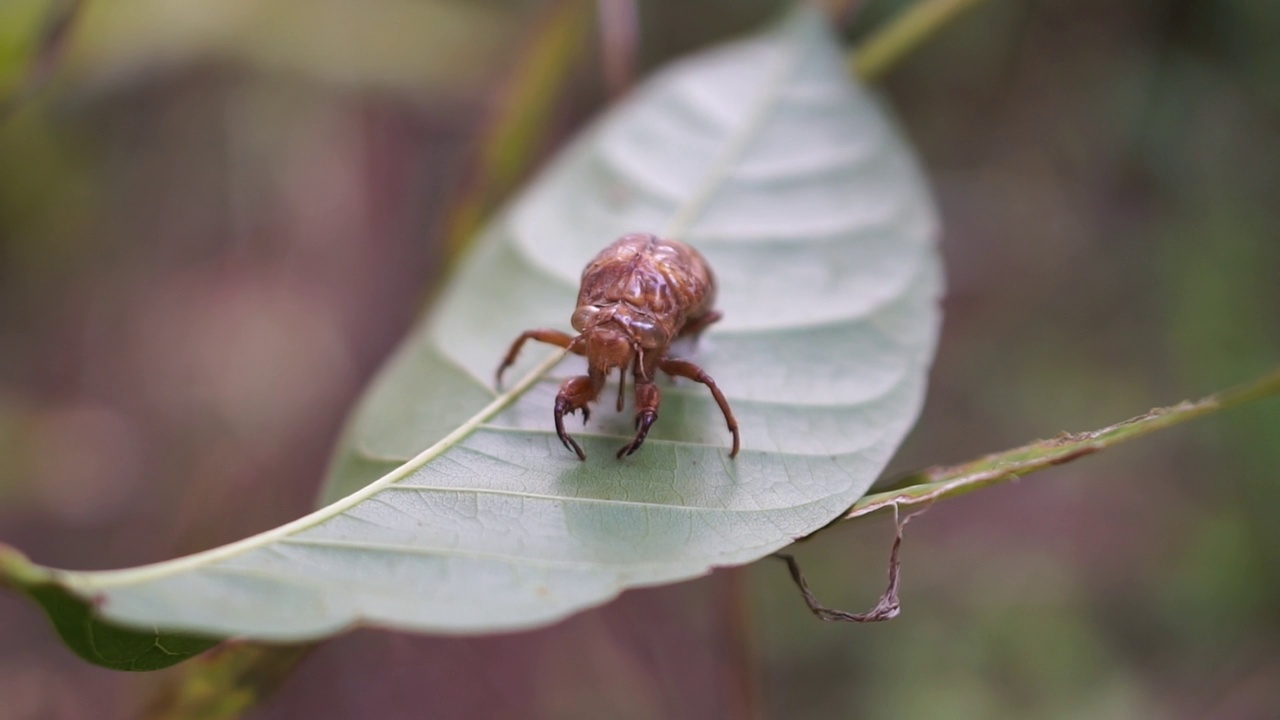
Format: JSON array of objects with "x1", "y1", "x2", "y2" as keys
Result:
[
  {"x1": 139, "y1": 642, "x2": 314, "y2": 720},
  {"x1": 443, "y1": 0, "x2": 594, "y2": 260},
  {"x1": 1, "y1": 0, "x2": 1279, "y2": 718},
  {"x1": 0, "y1": 0, "x2": 63, "y2": 102},
  {"x1": 67, "y1": 0, "x2": 516, "y2": 93}
]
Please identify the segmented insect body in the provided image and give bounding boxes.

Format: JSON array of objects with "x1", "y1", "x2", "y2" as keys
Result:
[{"x1": 497, "y1": 233, "x2": 740, "y2": 460}]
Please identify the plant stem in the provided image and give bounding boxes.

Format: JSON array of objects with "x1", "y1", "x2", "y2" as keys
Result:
[
  {"x1": 844, "y1": 366, "x2": 1280, "y2": 521},
  {"x1": 442, "y1": 0, "x2": 593, "y2": 262},
  {"x1": 851, "y1": 0, "x2": 992, "y2": 82},
  {"x1": 0, "y1": 0, "x2": 85, "y2": 120},
  {"x1": 141, "y1": 643, "x2": 315, "y2": 720}
]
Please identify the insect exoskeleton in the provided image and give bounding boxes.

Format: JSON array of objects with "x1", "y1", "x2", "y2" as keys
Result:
[{"x1": 496, "y1": 233, "x2": 740, "y2": 460}]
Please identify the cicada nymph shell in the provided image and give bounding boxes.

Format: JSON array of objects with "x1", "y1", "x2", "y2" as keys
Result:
[{"x1": 496, "y1": 233, "x2": 739, "y2": 460}]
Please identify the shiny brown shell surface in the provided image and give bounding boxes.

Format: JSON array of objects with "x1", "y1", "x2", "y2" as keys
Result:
[{"x1": 575, "y1": 233, "x2": 716, "y2": 336}]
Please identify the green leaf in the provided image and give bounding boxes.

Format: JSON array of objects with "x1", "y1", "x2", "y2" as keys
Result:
[
  {"x1": 0, "y1": 546, "x2": 219, "y2": 670},
  {"x1": 3, "y1": 6, "x2": 942, "y2": 657}
]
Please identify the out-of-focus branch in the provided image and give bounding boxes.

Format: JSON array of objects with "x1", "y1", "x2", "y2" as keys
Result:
[
  {"x1": 850, "y1": 0, "x2": 991, "y2": 82},
  {"x1": 443, "y1": 0, "x2": 594, "y2": 262},
  {"x1": 597, "y1": 0, "x2": 639, "y2": 96},
  {"x1": 0, "y1": 0, "x2": 84, "y2": 119},
  {"x1": 141, "y1": 643, "x2": 315, "y2": 720},
  {"x1": 817, "y1": 0, "x2": 864, "y2": 28}
]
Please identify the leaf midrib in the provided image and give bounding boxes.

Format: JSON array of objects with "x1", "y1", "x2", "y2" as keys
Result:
[{"x1": 57, "y1": 349, "x2": 569, "y2": 590}]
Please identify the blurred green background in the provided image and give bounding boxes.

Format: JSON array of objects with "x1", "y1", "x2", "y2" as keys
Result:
[{"x1": 1, "y1": 0, "x2": 1278, "y2": 718}]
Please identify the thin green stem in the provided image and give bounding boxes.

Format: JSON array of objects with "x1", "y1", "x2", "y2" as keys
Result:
[
  {"x1": 0, "y1": 0, "x2": 84, "y2": 120},
  {"x1": 850, "y1": 0, "x2": 992, "y2": 82},
  {"x1": 843, "y1": 366, "x2": 1280, "y2": 521},
  {"x1": 443, "y1": 0, "x2": 593, "y2": 262}
]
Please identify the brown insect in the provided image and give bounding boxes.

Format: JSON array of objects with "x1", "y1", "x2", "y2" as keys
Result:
[{"x1": 496, "y1": 233, "x2": 740, "y2": 460}]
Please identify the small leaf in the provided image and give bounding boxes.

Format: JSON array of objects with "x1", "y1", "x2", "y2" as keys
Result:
[{"x1": 4, "y1": 6, "x2": 942, "y2": 655}]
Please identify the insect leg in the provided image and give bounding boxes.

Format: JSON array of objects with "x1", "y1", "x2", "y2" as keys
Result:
[
  {"x1": 554, "y1": 375, "x2": 601, "y2": 461},
  {"x1": 617, "y1": 381, "x2": 659, "y2": 458},
  {"x1": 495, "y1": 329, "x2": 581, "y2": 389},
  {"x1": 677, "y1": 310, "x2": 722, "y2": 345},
  {"x1": 659, "y1": 358, "x2": 740, "y2": 458},
  {"x1": 616, "y1": 365, "x2": 627, "y2": 412}
]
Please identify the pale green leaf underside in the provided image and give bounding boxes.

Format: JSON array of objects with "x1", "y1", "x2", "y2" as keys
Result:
[{"x1": 49, "y1": 8, "x2": 942, "y2": 639}]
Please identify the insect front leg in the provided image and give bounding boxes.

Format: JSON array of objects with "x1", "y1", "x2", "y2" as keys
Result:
[
  {"x1": 659, "y1": 358, "x2": 740, "y2": 458},
  {"x1": 617, "y1": 381, "x2": 660, "y2": 459},
  {"x1": 496, "y1": 329, "x2": 581, "y2": 389},
  {"x1": 554, "y1": 374, "x2": 603, "y2": 461}
]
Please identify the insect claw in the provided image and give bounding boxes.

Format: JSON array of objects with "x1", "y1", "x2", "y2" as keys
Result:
[
  {"x1": 561, "y1": 433, "x2": 587, "y2": 461},
  {"x1": 554, "y1": 395, "x2": 588, "y2": 460},
  {"x1": 618, "y1": 410, "x2": 657, "y2": 458},
  {"x1": 556, "y1": 420, "x2": 587, "y2": 461},
  {"x1": 615, "y1": 435, "x2": 644, "y2": 458}
]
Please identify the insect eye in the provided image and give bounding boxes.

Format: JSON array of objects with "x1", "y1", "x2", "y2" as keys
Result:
[
  {"x1": 571, "y1": 305, "x2": 601, "y2": 331},
  {"x1": 630, "y1": 318, "x2": 669, "y2": 349}
]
